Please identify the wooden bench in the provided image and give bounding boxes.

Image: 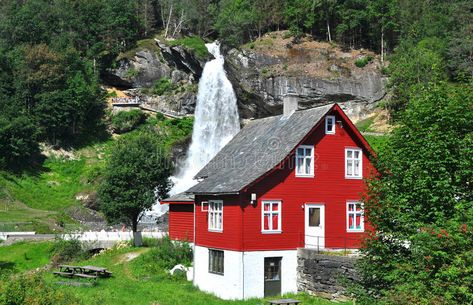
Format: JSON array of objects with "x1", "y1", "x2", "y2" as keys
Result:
[
  {"x1": 268, "y1": 299, "x2": 301, "y2": 305},
  {"x1": 53, "y1": 271, "x2": 74, "y2": 278},
  {"x1": 74, "y1": 273, "x2": 98, "y2": 279}
]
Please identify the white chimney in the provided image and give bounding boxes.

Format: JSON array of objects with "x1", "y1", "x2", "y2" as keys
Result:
[{"x1": 283, "y1": 85, "x2": 298, "y2": 117}]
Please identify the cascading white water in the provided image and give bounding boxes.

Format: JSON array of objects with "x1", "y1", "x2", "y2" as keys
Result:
[
  {"x1": 170, "y1": 42, "x2": 240, "y2": 195},
  {"x1": 147, "y1": 42, "x2": 240, "y2": 217}
]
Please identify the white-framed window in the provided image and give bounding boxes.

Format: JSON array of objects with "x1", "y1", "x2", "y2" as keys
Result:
[
  {"x1": 208, "y1": 200, "x2": 223, "y2": 232},
  {"x1": 347, "y1": 201, "x2": 364, "y2": 232},
  {"x1": 296, "y1": 145, "x2": 314, "y2": 177},
  {"x1": 208, "y1": 249, "x2": 224, "y2": 275},
  {"x1": 325, "y1": 115, "x2": 336, "y2": 134},
  {"x1": 345, "y1": 148, "x2": 362, "y2": 179},
  {"x1": 262, "y1": 200, "x2": 282, "y2": 233}
]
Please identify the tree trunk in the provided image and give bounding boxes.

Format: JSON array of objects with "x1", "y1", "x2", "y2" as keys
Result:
[
  {"x1": 327, "y1": 19, "x2": 332, "y2": 43},
  {"x1": 381, "y1": 25, "x2": 385, "y2": 66},
  {"x1": 132, "y1": 220, "x2": 142, "y2": 247},
  {"x1": 164, "y1": 4, "x2": 173, "y2": 38}
]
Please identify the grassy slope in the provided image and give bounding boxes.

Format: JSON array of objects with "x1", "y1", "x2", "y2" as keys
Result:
[
  {"x1": 33, "y1": 244, "x2": 345, "y2": 305},
  {"x1": 0, "y1": 241, "x2": 53, "y2": 275},
  {"x1": 0, "y1": 115, "x2": 193, "y2": 233}
]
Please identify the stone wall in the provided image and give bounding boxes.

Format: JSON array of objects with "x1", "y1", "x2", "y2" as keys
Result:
[{"x1": 297, "y1": 248, "x2": 359, "y2": 301}]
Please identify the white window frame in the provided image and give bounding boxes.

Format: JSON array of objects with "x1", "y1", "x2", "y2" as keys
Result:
[
  {"x1": 208, "y1": 249, "x2": 224, "y2": 275},
  {"x1": 295, "y1": 145, "x2": 314, "y2": 177},
  {"x1": 345, "y1": 148, "x2": 363, "y2": 179},
  {"x1": 346, "y1": 201, "x2": 364, "y2": 232},
  {"x1": 261, "y1": 200, "x2": 282, "y2": 234},
  {"x1": 208, "y1": 200, "x2": 223, "y2": 232},
  {"x1": 325, "y1": 115, "x2": 336, "y2": 134}
]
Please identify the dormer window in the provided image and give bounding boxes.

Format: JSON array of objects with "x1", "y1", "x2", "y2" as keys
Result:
[
  {"x1": 296, "y1": 145, "x2": 314, "y2": 177},
  {"x1": 325, "y1": 115, "x2": 335, "y2": 134}
]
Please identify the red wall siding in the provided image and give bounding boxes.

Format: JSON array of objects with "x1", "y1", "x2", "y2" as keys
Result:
[
  {"x1": 242, "y1": 110, "x2": 374, "y2": 250},
  {"x1": 169, "y1": 204, "x2": 194, "y2": 242},
  {"x1": 194, "y1": 195, "x2": 243, "y2": 251},
  {"x1": 194, "y1": 109, "x2": 375, "y2": 251}
]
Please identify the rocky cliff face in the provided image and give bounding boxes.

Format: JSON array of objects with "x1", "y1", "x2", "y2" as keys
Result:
[
  {"x1": 103, "y1": 39, "x2": 210, "y2": 115},
  {"x1": 224, "y1": 32, "x2": 387, "y2": 121}
]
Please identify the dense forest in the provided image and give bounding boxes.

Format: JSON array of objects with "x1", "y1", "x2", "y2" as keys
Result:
[{"x1": 0, "y1": 0, "x2": 471, "y2": 169}]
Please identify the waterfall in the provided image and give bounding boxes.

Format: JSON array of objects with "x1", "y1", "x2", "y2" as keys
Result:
[
  {"x1": 147, "y1": 42, "x2": 240, "y2": 218},
  {"x1": 170, "y1": 42, "x2": 240, "y2": 195}
]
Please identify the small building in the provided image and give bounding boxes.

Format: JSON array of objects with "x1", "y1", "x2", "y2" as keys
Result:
[
  {"x1": 161, "y1": 193, "x2": 195, "y2": 242},
  {"x1": 172, "y1": 99, "x2": 375, "y2": 300}
]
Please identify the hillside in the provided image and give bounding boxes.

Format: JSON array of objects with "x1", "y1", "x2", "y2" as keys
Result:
[{"x1": 0, "y1": 115, "x2": 193, "y2": 233}]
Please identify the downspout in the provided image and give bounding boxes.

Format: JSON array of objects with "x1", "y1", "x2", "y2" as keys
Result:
[
  {"x1": 241, "y1": 193, "x2": 245, "y2": 299},
  {"x1": 192, "y1": 200, "x2": 196, "y2": 285}
]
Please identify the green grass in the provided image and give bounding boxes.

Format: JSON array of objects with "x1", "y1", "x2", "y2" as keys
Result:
[
  {"x1": 41, "y1": 245, "x2": 347, "y2": 305},
  {"x1": 0, "y1": 241, "x2": 53, "y2": 275},
  {"x1": 168, "y1": 36, "x2": 209, "y2": 60},
  {"x1": 355, "y1": 116, "x2": 376, "y2": 132}
]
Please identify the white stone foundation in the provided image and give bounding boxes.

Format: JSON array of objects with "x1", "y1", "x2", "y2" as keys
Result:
[{"x1": 193, "y1": 245, "x2": 297, "y2": 300}]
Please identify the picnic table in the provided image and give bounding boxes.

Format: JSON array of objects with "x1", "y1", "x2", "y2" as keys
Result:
[
  {"x1": 268, "y1": 299, "x2": 301, "y2": 305},
  {"x1": 53, "y1": 265, "x2": 113, "y2": 279}
]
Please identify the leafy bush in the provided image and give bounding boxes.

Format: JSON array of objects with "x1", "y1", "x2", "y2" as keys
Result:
[
  {"x1": 110, "y1": 109, "x2": 146, "y2": 134},
  {"x1": 355, "y1": 55, "x2": 374, "y2": 68},
  {"x1": 152, "y1": 77, "x2": 176, "y2": 96},
  {"x1": 51, "y1": 238, "x2": 90, "y2": 265},
  {"x1": 147, "y1": 236, "x2": 192, "y2": 270},
  {"x1": 0, "y1": 273, "x2": 80, "y2": 305}
]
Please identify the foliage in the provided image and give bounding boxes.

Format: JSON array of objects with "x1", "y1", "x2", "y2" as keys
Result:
[
  {"x1": 354, "y1": 55, "x2": 373, "y2": 68},
  {"x1": 0, "y1": 273, "x2": 80, "y2": 305},
  {"x1": 387, "y1": 38, "x2": 447, "y2": 116},
  {"x1": 0, "y1": 115, "x2": 39, "y2": 170},
  {"x1": 110, "y1": 110, "x2": 146, "y2": 134},
  {"x1": 98, "y1": 131, "x2": 173, "y2": 232},
  {"x1": 50, "y1": 238, "x2": 90, "y2": 265},
  {"x1": 151, "y1": 77, "x2": 176, "y2": 96},
  {"x1": 140, "y1": 236, "x2": 193, "y2": 270},
  {"x1": 356, "y1": 82, "x2": 473, "y2": 304},
  {"x1": 168, "y1": 36, "x2": 209, "y2": 60}
]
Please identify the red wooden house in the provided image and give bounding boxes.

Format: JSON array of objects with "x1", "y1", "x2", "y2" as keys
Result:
[
  {"x1": 161, "y1": 193, "x2": 195, "y2": 242},
  {"x1": 169, "y1": 98, "x2": 375, "y2": 299}
]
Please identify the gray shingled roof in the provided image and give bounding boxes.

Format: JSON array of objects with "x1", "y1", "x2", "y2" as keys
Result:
[
  {"x1": 161, "y1": 192, "x2": 195, "y2": 202},
  {"x1": 187, "y1": 104, "x2": 334, "y2": 194}
]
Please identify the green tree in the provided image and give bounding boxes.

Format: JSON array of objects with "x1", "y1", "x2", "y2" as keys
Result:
[
  {"x1": 284, "y1": 0, "x2": 316, "y2": 39},
  {"x1": 98, "y1": 131, "x2": 173, "y2": 245},
  {"x1": 387, "y1": 38, "x2": 447, "y2": 116},
  {"x1": 357, "y1": 82, "x2": 473, "y2": 304},
  {"x1": 0, "y1": 115, "x2": 39, "y2": 170},
  {"x1": 215, "y1": 0, "x2": 258, "y2": 46}
]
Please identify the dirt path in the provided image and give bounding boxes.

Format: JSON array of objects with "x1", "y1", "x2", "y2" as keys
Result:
[{"x1": 118, "y1": 248, "x2": 150, "y2": 280}]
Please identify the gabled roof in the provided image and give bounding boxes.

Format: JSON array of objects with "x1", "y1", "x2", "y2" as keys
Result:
[
  {"x1": 161, "y1": 192, "x2": 195, "y2": 203},
  {"x1": 187, "y1": 104, "x2": 335, "y2": 194}
]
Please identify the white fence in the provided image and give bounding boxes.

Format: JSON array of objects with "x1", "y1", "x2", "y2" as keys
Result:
[{"x1": 61, "y1": 231, "x2": 165, "y2": 242}]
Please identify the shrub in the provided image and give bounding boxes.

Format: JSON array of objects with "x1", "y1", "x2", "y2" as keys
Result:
[
  {"x1": 110, "y1": 109, "x2": 146, "y2": 134},
  {"x1": 50, "y1": 238, "x2": 90, "y2": 265},
  {"x1": 0, "y1": 273, "x2": 80, "y2": 305},
  {"x1": 148, "y1": 236, "x2": 192, "y2": 270},
  {"x1": 152, "y1": 77, "x2": 176, "y2": 96},
  {"x1": 155, "y1": 112, "x2": 165, "y2": 122},
  {"x1": 355, "y1": 55, "x2": 373, "y2": 68}
]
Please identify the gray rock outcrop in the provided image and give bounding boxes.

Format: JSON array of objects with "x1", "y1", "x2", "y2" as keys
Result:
[
  {"x1": 225, "y1": 48, "x2": 387, "y2": 121},
  {"x1": 104, "y1": 39, "x2": 211, "y2": 115}
]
